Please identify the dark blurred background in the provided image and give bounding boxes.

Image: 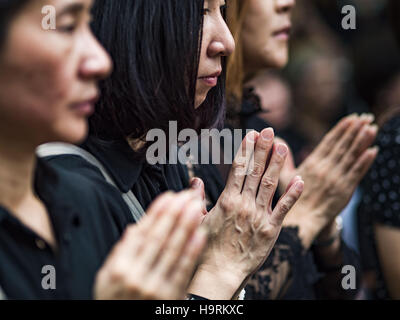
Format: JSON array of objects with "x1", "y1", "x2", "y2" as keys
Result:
[{"x1": 250, "y1": 0, "x2": 400, "y2": 164}]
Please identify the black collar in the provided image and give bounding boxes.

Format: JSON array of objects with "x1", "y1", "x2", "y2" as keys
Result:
[{"x1": 82, "y1": 136, "x2": 144, "y2": 193}]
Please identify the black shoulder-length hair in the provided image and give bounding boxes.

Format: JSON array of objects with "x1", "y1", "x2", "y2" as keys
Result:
[
  {"x1": 90, "y1": 0, "x2": 227, "y2": 148},
  {"x1": 0, "y1": 0, "x2": 28, "y2": 50}
]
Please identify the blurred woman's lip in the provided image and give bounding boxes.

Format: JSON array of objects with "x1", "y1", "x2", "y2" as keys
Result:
[
  {"x1": 273, "y1": 26, "x2": 291, "y2": 40},
  {"x1": 70, "y1": 96, "x2": 98, "y2": 116}
]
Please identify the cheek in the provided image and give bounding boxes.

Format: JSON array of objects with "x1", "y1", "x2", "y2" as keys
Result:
[
  {"x1": 195, "y1": 79, "x2": 209, "y2": 109},
  {"x1": 0, "y1": 38, "x2": 81, "y2": 142}
]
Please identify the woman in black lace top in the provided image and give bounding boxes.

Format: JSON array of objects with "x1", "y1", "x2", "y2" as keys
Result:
[{"x1": 221, "y1": 0, "x2": 379, "y2": 299}]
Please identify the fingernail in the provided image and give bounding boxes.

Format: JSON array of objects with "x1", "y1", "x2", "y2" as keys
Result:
[
  {"x1": 277, "y1": 144, "x2": 288, "y2": 157},
  {"x1": 369, "y1": 124, "x2": 378, "y2": 134},
  {"x1": 371, "y1": 146, "x2": 380, "y2": 154},
  {"x1": 261, "y1": 128, "x2": 274, "y2": 141},
  {"x1": 191, "y1": 178, "x2": 202, "y2": 189},
  {"x1": 295, "y1": 181, "x2": 304, "y2": 192}
]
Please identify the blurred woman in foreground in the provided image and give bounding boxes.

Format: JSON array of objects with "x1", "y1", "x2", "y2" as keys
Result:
[{"x1": 0, "y1": 0, "x2": 206, "y2": 300}]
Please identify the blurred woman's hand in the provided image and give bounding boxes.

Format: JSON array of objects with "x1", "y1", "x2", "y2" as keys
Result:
[
  {"x1": 188, "y1": 129, "x2": 304, "y2": 299},
  {"x1": 278, "y1": 114, "x2": 378, "y2": 248},
  {"x1": 94, "y1": 191, "x2": 206, "y2": 300}
]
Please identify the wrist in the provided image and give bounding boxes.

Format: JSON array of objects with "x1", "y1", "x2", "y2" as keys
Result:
[
  {"x1": 283, "y1": 203, "x2": 327, "y2": 249},
  {"x1": 316, "y1": 218, "x2": 341, "y2": 242},
  {"x1": 188, "y1": 264, "x2": 246, "y2": 300}
]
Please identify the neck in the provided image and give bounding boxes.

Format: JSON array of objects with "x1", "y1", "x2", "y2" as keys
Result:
[{"x1": 0, "y1": 138, "x2": 37, "y2": 212}]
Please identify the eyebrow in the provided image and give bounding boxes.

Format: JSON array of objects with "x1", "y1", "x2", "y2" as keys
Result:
[{"x1": 57, "y1": 1, "x2": 86, "y2": 18}]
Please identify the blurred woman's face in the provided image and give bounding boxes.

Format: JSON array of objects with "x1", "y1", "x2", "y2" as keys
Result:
[
  {"x1": 242, "y1": 0, "x2": 295, "y2": 74},
  {"x1": 0, "y1": 0, "x2": 111, "y2": 147},
  {"x1": 196, "y1": 0, "x2": 235, "y2": 108}
]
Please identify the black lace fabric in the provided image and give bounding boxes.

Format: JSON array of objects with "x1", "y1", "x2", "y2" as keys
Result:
[
  {"x1": 245, "y1": 227, "x2": 360, "y2": 300},
  {"x1": 245, "y1": 227, "x2": 321, "y2": 300}
]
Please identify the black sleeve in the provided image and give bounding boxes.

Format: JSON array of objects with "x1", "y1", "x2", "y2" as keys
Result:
[{"x1": 44, "y1": 155, "x2": 135, "y2": 232}]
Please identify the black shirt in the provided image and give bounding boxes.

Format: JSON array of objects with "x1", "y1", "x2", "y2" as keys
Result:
[
  {"x1": 0, "y1": 158, "x2": 132, "y2": 299},
  {"x1": 358, "y1": 115, "x2": 400, "y2": 299},
  {"x1": 45, "y1": 136, "x2": 190, "y2": 212}
]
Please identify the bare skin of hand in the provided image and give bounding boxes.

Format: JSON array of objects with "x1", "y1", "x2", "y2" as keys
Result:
[
  {"x1": 188, "y1": 129, "x2": 304, "y2": 300},
  {"x1": 277, "y1": 114, "x2": 378, "y2": 248},
  {"x1": 94, "y1": 191, "x2": 207, "y2": 300}
]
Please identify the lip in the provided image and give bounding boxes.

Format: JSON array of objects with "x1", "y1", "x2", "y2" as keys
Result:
[
  {"x1": 198, "y1": 70, "x2": 222, "y2": 87},
  {"x1": 70, "y1": 95, "x2": 99, "y2": 116},
  {"x1": 273, "y1": 25, "x2": 292, "y2": 40}
]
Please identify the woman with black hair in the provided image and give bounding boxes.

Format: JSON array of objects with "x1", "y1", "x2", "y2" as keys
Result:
[
  {"x1": 0, "y1": 0, "x2": 208, "y2": 300},
  {"x1": 45, "y1": 0, "x2": 305, "y2": 300}
]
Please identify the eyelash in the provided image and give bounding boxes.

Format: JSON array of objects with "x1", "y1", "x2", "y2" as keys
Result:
[
  {"x1": 59, "y1": 24, "x2": 77, "y2": 33},
  {"x1": 202, "y1": 5, "x2": 227, "y2": 16}
]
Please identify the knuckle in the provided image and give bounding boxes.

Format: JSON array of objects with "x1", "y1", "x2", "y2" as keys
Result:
[
  {"x1": 109, "y1": 266, "x2": 126, "y2": 283},
  {"x1": 232, "y1": 159, "x2": 247, "y2": 174},
  {"x1": 249, "y1": 163, "x2": 264, "y2": 178},
  {"x1": 279, "y1": 199, "x2": 293, "y2": 214},
  {"x1": 142, "y1": 287, "x2": 159, "y2": 300},
  {"x1": 261, "y1": 225, "x2": 276, "y2": 238},
  {"x1": 261, "y1": 175, "x2": 276, "y2": 191},
  {"x1": 219, "y1": 192, "x2": 235, "y2": 213}
]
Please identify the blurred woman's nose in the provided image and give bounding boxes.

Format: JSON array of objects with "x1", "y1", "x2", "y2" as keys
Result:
[
  {"x1": 207, "y1": 19, "x2": 235, "y2": 58},
  {"x1": 276, "y1": 0, "x2": 296, "y2": 13},
  {"x1": 80, "y1": 31, "x2": 112, "y2": 80}
]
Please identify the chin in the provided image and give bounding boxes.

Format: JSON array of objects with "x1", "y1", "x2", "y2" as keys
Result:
[
  {"x1": 54, "y1": 121, "x2": 88, "y2": 145},
  {"x1": 269, "y1": 51, "x2": 289, "y2": 69}
]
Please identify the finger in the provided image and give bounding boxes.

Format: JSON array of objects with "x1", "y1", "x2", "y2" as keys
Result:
[
  {"x1": 137, "y1": 191, "x2": 200, "y2": 268},
  {"x1": 190, "y1": 177, "x2": 205, "y2": 200},
  {"x1": 271, "y1": 178, "x2": 304, "y2": 227},
  {"x1": 312, "y1": 114, "x2": 356, "y2": 158},
  {"x1": 136, "y1": 192, "x2": 175, "y2": 233},
  {"x1": 284, "y1": 175, "x2": 303, "y2": 193},
  {"x1": 275, "y1": 137, "x2": 296, "y2": 192},
  {"x1": 339, "y1": 124, "x2": 378, "y2": 172},
  {"x1": 345, "y1": 146, "x2": 379, "y2": 188},
  {"x1": 329, "y1": 116, "x2": 365, "y2": 163},
  {"x1": 255, "y1": 143, "x2": 288, "y2": 210},
  {"x1": 152, "y1": 199, "x2": 203, "y2": 278},
  {"x1": 242, "y1": 128, "x2": 274, "y2": 197},
  {"x1": 225, "y1": 131, "x2": 259, "y2": 194},
  {"x1": 170, "y1": 228, "x2": 207, "y2": 296}
]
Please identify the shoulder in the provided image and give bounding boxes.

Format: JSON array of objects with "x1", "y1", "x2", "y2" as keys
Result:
[{"x1": 44, "y1": 156, "x2": 135, "y2": 229}]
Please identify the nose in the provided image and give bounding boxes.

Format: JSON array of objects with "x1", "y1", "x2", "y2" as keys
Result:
[
  {"x1": 207, "y1": 18, "x2": 235, "y2": 58},
  {"x1": 275, "y1": 0, "x2": 296, "y2": 13},
  {"x1": 79, "y1": 30, "x2": 113, "y2": 80}
]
